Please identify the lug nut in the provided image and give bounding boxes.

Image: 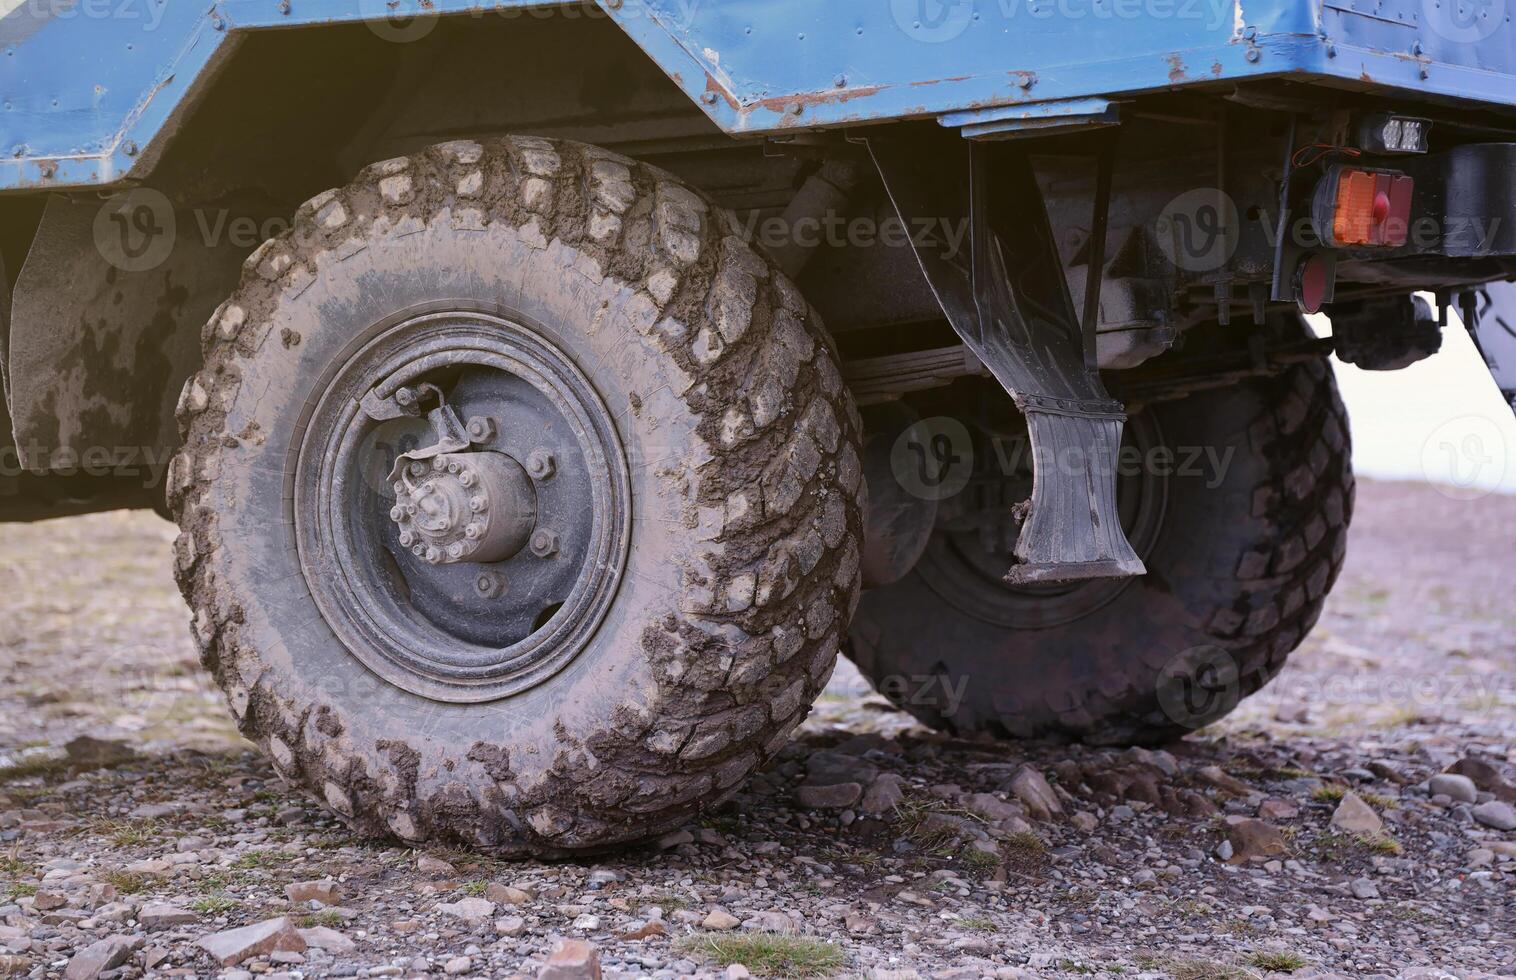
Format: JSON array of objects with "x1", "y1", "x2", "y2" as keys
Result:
[
  {"x1": 408, "y1": 461, "x2": 427, "y2": 477},
  {"x1": 424, "y1": 546, "x2": 441, "y2": 563},
  {"x1": 398, "y1": 530, "x2": 414, "y2": 547},
  {"x1": 530, "y1": 528, "x2": 560, "y2": 558},
  {"x1": 525, "y1": 448, "x2": 556, "y2": 480},
  {"x1": 464, "y1": 522, "x2": 483, "y2": 540},
  {"x1": 458, "y1": 470, "x2": 475, "y2": 488},
  {"x1": 447, "y1": 461, "x2": 461, "y2": 474},
  {"x1": 466, "y1": 416, "x2": 497, "y2": 443},
  {"x1": 395, "y1": 386, "x2": 416, "y2": 407},
  {"x1": 433, "y1": 457, "x2": 447, "y2": 471},
  {"x1": 447, "y1": 542, "x2": 465, "y2": 559},
  {"x1": 469, "y1": 495, "x2": 487, "y2": 512},
  {"x1": 389, "y1": 505, "x2": 405, "y2": 521},
  {"x1": 474, "y1": 570, "x2": 507, "y2": 599}
]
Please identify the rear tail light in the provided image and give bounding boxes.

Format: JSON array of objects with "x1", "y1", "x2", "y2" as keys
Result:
[{"x1": 1313, "y1": 166, "x2": 1414, "y2": 248}]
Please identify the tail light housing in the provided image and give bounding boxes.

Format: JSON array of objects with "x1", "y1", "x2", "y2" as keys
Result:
[{"x1": 1312, "y1": 165, "x2": 1414, "y2": 248}]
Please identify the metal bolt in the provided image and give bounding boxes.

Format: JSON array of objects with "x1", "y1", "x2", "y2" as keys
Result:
[
  {"x1": 458, "y1": 469, "x2": 475, "y2": 488},
  {"x1": 786, "y1": 101, "x2": 804, "y2": 116},
  {"x1": 1245, "y1": 46, "x2": 1261, "y2": 62},
  {"x1": 525, "y1": 448, "x2": 556, "y2": 480},
  {"x1": 701, "y1": 91, "x2": 718, "y2": 105},
  {"x1": 469, "y1": 495, "x2": 487, "y2": 513},
  {"x1": 446, "y1": 542, "x2": 465, "y2": 560},
  {"x1": 464, "y1": 522, "x2": 483, "y2": 540},
  {"x1": 277, "y1": 0, "x2": 290, "y2": 13},
  {"x1": 1016, "y1": 75, "x2": 1033, "y2": 90},
  {"x1": 474, "y1": 570, "x2": 507, "y2": 599},
  {"x1": 389, "y1": 505, "x2": 405, "y2": 521},
  {"x1": 425, "y1": 546, "x2": 441, "y2": 563},
  {"x1": 395, "y1": 386, "x2": 416, "y2": 407},
  {"x1": 833, "y1": 74, "x2": 847, "y2": 88},
  {"x1": 466, "y1": 416, "x2": 496, "y2": 443},
  {"x1": 433, "y1": 457, "x2": 447, "y2": 471},
  {"x1": 408, "y1": 461, "x2": 427, "y2": 477},
  {"x1": 530, "y1": 529, "x2": 560, "y2": 558},
  {"x1": 122, "y1": 140, "x2": 138, "y2": 157},
  {"x1": 447, "y1": 461, "x2": 461, "y2": 474},
  {"x1": 411, "y1": 544, "x2": 425, "y2": 557}
]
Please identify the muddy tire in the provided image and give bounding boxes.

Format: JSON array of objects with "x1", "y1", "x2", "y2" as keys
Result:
[
  {"x1": 847, "y1": 358, "x2": 1352, "y2": 745},
  {"x1": 168, "y1": 137, "x2": 864, "y2": 855}
]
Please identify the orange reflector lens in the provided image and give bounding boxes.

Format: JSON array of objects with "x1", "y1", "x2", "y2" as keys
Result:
[{"x1": 1331, "y1": 169, "x2": 1413, "y2": 247}]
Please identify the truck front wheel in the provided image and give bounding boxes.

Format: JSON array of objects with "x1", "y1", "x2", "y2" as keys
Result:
[
  {"x1": 169, "y1": 137, "x2": 863, "y2": 854},
  {"x1": 848, "y1": 358, "x2": 1352, "y2": 745}
]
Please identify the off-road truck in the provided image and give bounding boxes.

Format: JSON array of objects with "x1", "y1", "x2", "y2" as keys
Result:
[{"x1": 3, "y1": 0, "x2": 1514, "y2": 854}]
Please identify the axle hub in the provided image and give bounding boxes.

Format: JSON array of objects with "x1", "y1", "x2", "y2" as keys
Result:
[{"x1": 390, "y1": 451, "x2": 537, "y2": 564}]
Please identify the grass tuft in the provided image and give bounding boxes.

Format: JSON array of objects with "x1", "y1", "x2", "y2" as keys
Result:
[
  {"x1": 676, "y1": 933, "x2": 845, "y2": 978},
  {"x1": 190, "y1": 895, "x2": 239, "y2": 916},
  {"x1": 98, "y1": 870, "x2": 150, "y2": 895},
  {"x1": 1249, "y1": 950, "x2": 1309, "y2": 973}
]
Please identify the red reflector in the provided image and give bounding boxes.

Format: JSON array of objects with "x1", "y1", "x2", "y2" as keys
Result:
[
  {"x1": 1295, "y1": 254, "x2": 1330, "y2": 314},
  {"x1": 1329, "y1": 168, "x2": 1413, "y2": 247}
]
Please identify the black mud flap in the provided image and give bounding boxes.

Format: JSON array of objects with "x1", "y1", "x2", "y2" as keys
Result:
[
  {"x1": 869, "y1": 138, "x2": 1144, "y2": 585},
  {"x1": 1466, "y1": 282, "x2": 1516, "y2": 417}
]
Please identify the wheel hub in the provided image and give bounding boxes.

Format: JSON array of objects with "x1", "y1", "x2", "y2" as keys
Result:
[{"x1": 389, "y1": 451, "x2": 537, "y2": 565}]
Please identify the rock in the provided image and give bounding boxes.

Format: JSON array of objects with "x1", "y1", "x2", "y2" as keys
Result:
[
  {"x1": 298, "y1": 926, "x2": 355, "y2": 952},
  {"x1": 1007, "y1": 766, "x2": 1063, "y2": 821},
  {"x1": 961, "y1": 793, "x2": 1022, "y2": 823},
  {"x1": 1197, "y1": 765, "x2": 1252, "y2": 795},
  {"x1": 31, "y1": 891, "x2": 67, "y2": 911},
  {"x1": 417, "y1": 855, "x2": 457, "y2": 876},
  {"x1": 64, "y1": 936, "x2": 143, "y2": 980},
  {"x1": 437, "y1": 897, "x2": 496, "y2": 923},
  {"x1": 656, "y1": 829, "x2": 694, "y2": 849},
  {"x1": 1471, "y1": 800, "x2": 1516, "y2": 831},
  {"x1": 285, "y1": 880, "x2": 342, "y2": 906},
  {"x1": 1070, "y1": 811, "x2": 1099, "y2": 833},
  {"x1": 860, "y1": 773, "x2": 907, "y2": 813},
  {"x1": 742, "y1": 911, "x2": 794, "y2": 933},
  {"x1": 1214, "y1": 839, "x2": 1234, "y2": 861},
  {"x1": 139, "y1": 902, "x2": 198, "y2": 930},
  {"x1": 1447, "y1": 756, "x2": 1514, "y2": 799},
  {"x1": 538, "y1": 938, "x2": 601, "y2": 980},
  {"x1": 1329, "y1": 792, "x2": 1383, "y2": 835},
  {"x1": 444, "y1": 956, "x2": 472, "y2": 975},
  {"x1": 1350, "y1": 877, "x2": 1380, "y2": 899},
  {"x1": 1226, "y1": 819, "x2": 1289, "y2": 863},
  {"x1": 64, "y1": 736, "x2": 136, "y2": 769},
  {"x1": 702, "y1": 909, "x2": 741, "y2": 931},
  {"x1": 726, "y1": 966, "x2": 751, "y2": 980},
  {"x1": 197, "y1": 916, "x2": 307, "y2": 966},
  {"x1": 795, "y1": 782, "x2": 862, "y2": 809},
  {"x1": 486, "y1": 883, "x2": 533, "y2": 905},
  {"x1": 618, "y1": 920, "x2": 666, "y2": 940},
  {"x1": 495, "y1": 916, "x2": 527, "y2": 937},
  {"x1": 805, "y1": 750, "x2": 878, "y2": 786},
  {"x1": 1257, "y1": 799, "x2": 1299, "y2": 821},
  {"x1": 1428, "y1": 773, "x2": 1478, "y2": 804}
]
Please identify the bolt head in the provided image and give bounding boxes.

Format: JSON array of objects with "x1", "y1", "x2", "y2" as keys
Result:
[
  {"x1": 389, "y1": 505, "x2": 406, "y2": 521},
  {"x1": 525, "y1": 448, "x2": 556, "y2": 480},
  {"x1": 395, "y1": 387, "x2": 416, "y2": 407},
  {"x1": 474, "y1": 572, "x2": 506, "y2": 599},
  {"x1": 433, "y1": 457, "x2": 447, "y2": 471},
  {"x1": 409, "y1": 462, "x2": 427, "y2": 477},
  {"x1": 470, "y1": 495, "x2": 487, "y2": 513},
  {"x1": 458, "y1": 470, "x2": 475, "y2": 488},
  {"x1": 464, "y1": 522, "x2": 483, "y2": 540},
  {"x1": 530, "y1": 528, "x2": 560, "y2": 558},
  {"x1": 466, "y1": 416, "x2": 496, "y2": 442},
  {"x1": 398, "y1": 530, "x2": 415, "y2": 547},
  {"x1": 447, "y1": 542, "x2": 465, "y2": 559}
]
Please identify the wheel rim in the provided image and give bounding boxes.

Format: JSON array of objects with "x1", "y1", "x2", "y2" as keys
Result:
[
  {"x1": 294, "y1": 310, "x2": 631, "y2": 703},
  {"x1": 916, "y1": 412, "x2": 1168, "y2": 629}
]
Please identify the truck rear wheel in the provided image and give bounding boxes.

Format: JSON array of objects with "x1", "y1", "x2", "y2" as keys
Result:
[
  {"x1": 847, "y1": 358, "x2": 1352, "y2": 745},
  {"x1": 168, "y1": 137, "x2": 863, "y2": 854}
]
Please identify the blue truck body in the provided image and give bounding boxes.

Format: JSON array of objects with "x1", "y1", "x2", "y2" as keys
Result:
[{"x1": 2, "y1": 0, "x2": 1515, "y2": 191}]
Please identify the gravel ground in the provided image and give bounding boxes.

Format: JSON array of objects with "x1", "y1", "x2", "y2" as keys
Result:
[{"x1": 0, "y1": 478, "x2": 1512, "y2": 980}]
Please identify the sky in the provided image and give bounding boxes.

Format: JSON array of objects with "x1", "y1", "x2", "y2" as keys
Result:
[{"x1": 1310, "y1": 300, "x2": 1516, "y2": 497}]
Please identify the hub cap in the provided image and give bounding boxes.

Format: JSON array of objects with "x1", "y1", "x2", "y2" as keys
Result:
[{"x1": 294, "y1": 310, "x2": 631, "y2": 703}]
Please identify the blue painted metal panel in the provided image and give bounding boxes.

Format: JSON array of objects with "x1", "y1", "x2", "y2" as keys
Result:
[{"x1": 1, "y1": 0, "x2": 1515, "y2": 192}]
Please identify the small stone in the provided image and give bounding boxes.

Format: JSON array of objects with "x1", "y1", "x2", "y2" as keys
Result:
[
  {"x1": 64, "y1": 936, "x2": 143, "y2": 980},
  {"x1": 1472, "y1": 800, "x2": 1516, "y2": 831},
  {"x1": 436, "y1": 897, "x2": 496, "y2": 923},
  {"x1": 485, "y1": 883, "x2": 533, "y2": 905},
  {"x1": 1329, "y1": 792, "x2": 1383, "y2": 835},
  {"x1": 285, "y1": 880, "x2": 342, "y2": 906},
  {"x1": 796, "y1": 782, "x2": 862, "y2": 809},
  {"x1": 657, "y1": 829, "x2": 695, "y2": 849},
  {"x1": 726, "y1": 966, "x2": 752, "y2": 980},
  {"x1": 1227, "y1": 819, "x2": 1289, "y2": 864},
  {"x1": 860, "y1": 774, "x2": 906, "y2": 813},
  {"x1": 1428, "y1": 773, "x2": 1478, "y2": 804},
  {"x1": 64, "y1": 736, "x2": 136, "y2": 769},
  {"x1": 538, "y1": 937, "x2": 601, "y2": 980},
  {"x1": 1257, "y1": 799, "x2": 1299, "y2": 821},
  {"x1": 139, "y1": 902, "x2": 198, "y2": 930},
  {"x1": 702, "y1": 909, "x2": 740, "y2": 930},
  {"x1": 417, "y1": 855, "x2": 457, "y2": 876},
  {"x1": 1008, "y1": 766, "x2": 1063, "y2": 821},
  {"x1": 197, "y1": 917, "x2": 306, "y2": 967},
  {"x1": 1350, "y1": 877, "x2": 1380, "y2": 899},
  {"x1": 961, "y1": 793, "x2": 1021, "y2": 823},
  {"x1": 494, "y1": 915, "x2": 527, "y2": 937},
  {"x1": 1071, "y1": 811, "x2": 1099, "y2": 833},
  {"x1": 31, "y1": 891, "x2": 68, "y2": 911},
  {"x1": 444, "y1": 956, "x2": 472, "y2": 975},
  {"x1": 298, "y1": 926, "x2": 355, "y2": 952}
]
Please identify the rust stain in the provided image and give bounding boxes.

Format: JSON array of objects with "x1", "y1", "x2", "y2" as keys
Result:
[
  {"x1": 1166, "y1": 52, "x2": 1188, "y2": 84},
  {"x1": 751, "y1": 83, "x2": 888, "y2": 124}
]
